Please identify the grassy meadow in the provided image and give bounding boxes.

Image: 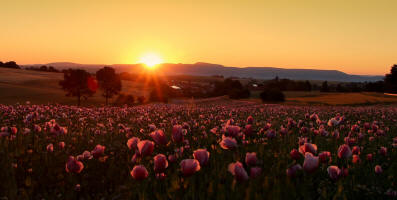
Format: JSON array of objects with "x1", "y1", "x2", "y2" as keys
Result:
[{"x1": 1, "y1": 67, "x2": 397, "y2": 106}]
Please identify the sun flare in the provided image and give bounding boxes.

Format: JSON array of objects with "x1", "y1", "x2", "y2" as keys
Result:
[{"x1": 139, "y1": 53, "x2": 163, "y2": 69}]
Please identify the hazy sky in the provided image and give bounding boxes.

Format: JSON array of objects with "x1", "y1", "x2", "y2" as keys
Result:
[{"x1": 1, "y1": 0, "x2": 396, "y2": 75}]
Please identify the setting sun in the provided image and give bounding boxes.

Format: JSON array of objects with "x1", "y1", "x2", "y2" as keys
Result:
[{"x1": 139, "y1": 53, "x2": 163, "y2": 68}]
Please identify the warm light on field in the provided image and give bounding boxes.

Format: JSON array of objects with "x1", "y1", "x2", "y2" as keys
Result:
[{"x1": 139, "y1": 53, "x2": 163, "y2": 69}]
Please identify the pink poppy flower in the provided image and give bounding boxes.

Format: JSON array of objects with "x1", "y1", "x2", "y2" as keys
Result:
[
  {"x1": 318, "y1": 151, "x2": 331, "y2": 163},
  {"x1": 46, "y1": 143, "x2": 54, "y2": 152},
  {"x1": 286, "y1": 164, "x2": 302, "y2": 178},
  {"x1": 290, "y1": 149, "x2": 301, "y2": 160},
  {"x1": 150, "y1": 129, "x2": 168, "y2": 145},
  {"x1": 228, "y1": 161, "x2": 249, "y2": 182},
  {"x1": 244, "y1": 125, "x2": 253, "y2": 136},
  {"x1": 226, "y1": 125, "x2": 240, "y2": 137},
  {"x1": 58, "y1": 141, "x2": 65, "y2": 149},
  {"x1": 250, "y1": 167, "x2": 262, "y2": 178},
  {"x1": 130, "y1": 165, "x2": 149, "y2": 180},
  {"x1": 91, "y1": 144, "x2": 105, "y2": 159},
  {"x1": 375, "y1": 165, "x2": 382, "y2": 174},
  {"x1": 219, "y1": 135, "x2": 237, "y2": 150},
  {"x1": 327, "y1": 166, "x2": 341, "y2": 180},
  {"x1": 180, "y1": 159, "x2": 200, "y2": 177},
  {"x1": 379, "y1": 147, "x2": 387, "y2": 156},
  {"x1": 299, "y1": 143, "x2": 317, "y2": 155},
  {"x1": 303, "y1": 153, "x2": 319, "y2": 173},
  {"x1": 352, "y1": 155, "x2": 360, "y2": 164},
  {"x1": 245, "y1": 152, "x2": 258, "y2": 166},
  {"x1": 154, "y1": 154, "x2": 168, "y2": 173},
  {"x1": 337, "y1": 144, "x2": 352, "y2": 159},
  {"x1": 127, "y1": 137, "x2": 140, "y2": 150},
  {"x1": 193, "y1": 149, "x2": 210, "y2": 166},
  {"x1": 137, "y1": 140, "x2": 154, "y2": 157},
  {"x1": 65, "y1": 156, "x2": 84, "y2": 173},
  {"x1": 246, "y1": 116, "x2": 254, "y2": 124},
  {"x1": 172, "y1": 125, "x2": 184, "y2": 143}
]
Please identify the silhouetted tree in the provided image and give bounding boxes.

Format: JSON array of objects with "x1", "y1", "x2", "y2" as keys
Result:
[
  {"x1": 96, "y1": 67, "x2": 122, "y2": 105},
  {"x1": 59, "y1": 69, "x2": 96, "y2": 106},
  {"x1": 212, "y1": 78, "x2": 250, "y2": 99},
  {"x1": 364, "y1": 81, "x2": 384, "y2": 92},
  {"x1": 0, "y1": 61, "x2": 3, "y2": 67},
  {"x1": 384, "y1": 64, "x2": 397, "y2": 93},
  {"x1": 1, "y1": 61, "x2": 20, "y2": 69},
  {"x1": 260, "y1": 88, "x2": 285, "y2": 102},
  {"x1": 336, "y1": 83, "x2": 346, "y2": 92},
  {"x1": 48, "y1": 66, "x2": 59, "y2": 72},
  {"x1": 321, "y1": 81, "x2": 329, "y2": 92},
  {"x1": 40, "y1": 65, "x2": 48, "y2": 71}
]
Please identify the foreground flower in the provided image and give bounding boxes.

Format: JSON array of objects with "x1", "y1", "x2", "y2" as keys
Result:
[
  {"x1": 286, "y1": 164, "x2": 302, "y2": 178},
  {"x1": 219, "y1": 135, "x2": 237, "y2": 150},
  {"x1": 375, "y1": 165, "x2": 383, "y2": 174},
  {"x1": 367, "y1": 153, "x2": 373, "y2": 161},
  {"x1": 130, "y1": 165, "x2": 149, "y2": 180},
  {"x1": 58, "y1": 141, "x2": 65, "y2": 149},
  {"x1": 172, "y1": 125, "x2": 184, "y2": 143},
  {"x1": 337, "y1": 144, "x2": 352, "y2": 159},
  {"x1": 247, "y1": 116, "x2": 253, "y2": 124},
  {"x1": 244, "y1": 125, "x2": 253, "y2": 136},
  {"x1": 46, "y1": 143, "x2": 54, "y2": 152},
  {"x1": 91, "y1": 144, "x2": 105, "y2": 159},
  {"x1": 327, "y1": 166, "x2": 341, "y2": 180},
  {"x1": 318, "y1": 151, "x2": 331, "y2": 163},
  {"x1": 352, "y1": 155, "x2": 360, "y2": 164},
  {"x1": 290, "y1": 149, "x2": 301, "y2": 160},
  {"x1": 303, "y1": 153, "x2": 319, "y2": 173},
  {"x1": 193, "y1": 149, "x2": 210, "y2": 166},
  {"x1": 180, "y1": 159, "x2": 201, "y2": 176},
  {"x1": 245, "y1": 152, "x2": 258, "y2": 166},
  {"x1": 228, "y1": 161, "x2": 249, "y2": 182},
  {"x1": 127, "y1": 137, "x2": 140, "y2": 150},
  {"x1": 154, "y1": 154, "x2": 168, "y2": 173},
  {"x1": 250, "y1": 167, "x2": 262, "y2": 178},
  {"x1": 299, "y1": 143, "x2": 317, "y2": 155},
  {"x1": 150, "y1": 129, "x2": 168, "y2": 145},
  {"x1": 226, "y1": 125, "x2": 240, "y2": 137},
  {"x1": 65, "y1": 156, "x2": 84, "y2": 173},
  {"x1": 137, "y1": 140, "x2": 155, "y2": 157},
  {"x1": 379, "y1": 147, "x2": 387, "y2": 156},
  {"x1": 352, "y1": 146, "x2": 360, "y2": 155}
]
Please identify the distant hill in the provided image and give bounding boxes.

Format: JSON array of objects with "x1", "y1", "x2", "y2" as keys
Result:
[{"x1": 23, "y1": 62, "x2": 383, "y2": 82}]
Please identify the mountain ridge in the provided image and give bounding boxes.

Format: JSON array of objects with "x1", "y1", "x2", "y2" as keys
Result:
[{"x1": 23, "y1": 62, "x2": 383, "y2": 82}]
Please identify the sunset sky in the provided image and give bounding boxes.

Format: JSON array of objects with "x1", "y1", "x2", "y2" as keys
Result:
[{"x1": 1, "y1": 0, "x2": 396, "y2": 75}]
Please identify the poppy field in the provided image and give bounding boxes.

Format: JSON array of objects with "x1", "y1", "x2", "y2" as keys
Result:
[{"x1": 0, "y1": 101, "x2": 396, "y2": 199}]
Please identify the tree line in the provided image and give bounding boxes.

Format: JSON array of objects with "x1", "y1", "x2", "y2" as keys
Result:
[
  {"x1": 0, "y1": 61, "x2": 20, "y2": 69},
  {"x1": 25, "y1": 65, "x2": 61, "y2": 73}
]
